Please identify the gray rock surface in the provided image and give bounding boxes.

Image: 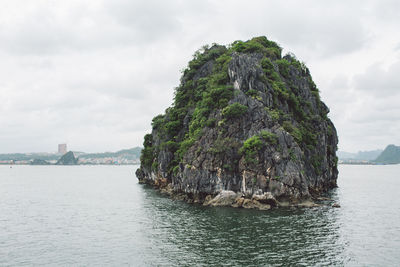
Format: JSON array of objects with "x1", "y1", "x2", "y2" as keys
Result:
[{"x1": 203, "y1": 190, "x2": 238, "y2": 206}]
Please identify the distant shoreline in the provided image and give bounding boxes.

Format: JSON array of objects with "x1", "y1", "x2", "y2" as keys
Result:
[
  {"x1": 0, "y1": 163, "x2": 140, "y2": 166},
  {"x1": 3, "y1": 162, "x2": 397, "y2": 166},
  {"x1": 339, "y1": 162, "x2": 398, "y2": 165}
]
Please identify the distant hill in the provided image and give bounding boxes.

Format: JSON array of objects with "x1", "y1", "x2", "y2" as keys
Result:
[
  {"x1": 374, "y1": 145, "x2": 400, "y2": 164},
  {"x1": 0, "y1": 153, "x2": 60, "y2": 161},
  {"x1": 355, "y1": 150, "x2": 383, "y2": 161},
  {"x1": 78, "y1": 147, "x2": 142, "y2": 160},
  {"x1": 337, "y1": 151, "x2": 357, "y2": 159},
  {"x1": 0, "y1": 147, "x2": 142, "y2": 163},
  {"x1": 337, "y1": 149, "x2": 382, "y2": 161},
  {"x1": 30, "y1": 159, "x2": 51, "y2": 165}
]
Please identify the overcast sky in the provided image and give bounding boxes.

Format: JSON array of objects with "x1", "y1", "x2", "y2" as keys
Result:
[{"x1": 1, "y1": 0, "x2": 399, "y2": 153}]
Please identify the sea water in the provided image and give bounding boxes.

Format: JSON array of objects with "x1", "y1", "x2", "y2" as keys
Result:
[{"x1": 1, "y1": 164, "x2": 399, "y2": 266}]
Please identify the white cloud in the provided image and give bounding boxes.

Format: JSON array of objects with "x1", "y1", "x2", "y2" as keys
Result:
[
  {"x1": 354, "y1": 60, "x2": 400, "y2": 96},
  {"x1": 0, "y1": 0, "x2": 399, "y2": 153}
]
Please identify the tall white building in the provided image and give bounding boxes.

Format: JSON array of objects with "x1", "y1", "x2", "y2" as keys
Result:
[{"x1": 58, "y1": 144, "x2": 67, "y2": 154}]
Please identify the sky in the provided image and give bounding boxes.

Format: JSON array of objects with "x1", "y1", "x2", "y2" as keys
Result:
[{"x1": 0, "y1": 0, "x2": 399, "y2": 153}]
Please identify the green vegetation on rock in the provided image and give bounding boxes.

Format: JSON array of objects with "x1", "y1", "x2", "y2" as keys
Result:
[
  {"x1": 239, "y1": 131, "x2": 278, "y2": 164},
  {"x1": 140, "y1": 134, "x2": 155, "y2": 169},
  {"x1": 240, "y1": 136, "x2": 263, "y2": 164},
  {"x1": 222, "y1": 103, "x2": 248, "y2": 119}
]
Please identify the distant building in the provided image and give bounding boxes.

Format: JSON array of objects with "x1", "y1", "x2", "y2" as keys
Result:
[{"x1": 58, "y1": 144, "x2": 67, "y2": 154}]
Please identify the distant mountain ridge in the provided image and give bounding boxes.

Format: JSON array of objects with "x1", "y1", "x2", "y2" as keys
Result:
[
  {"x1": 337, "y1": 149, "x2": 383, "y2": 161},
  {"x1": 374, "y1": 145, "x2": 400, "y2": 164},
  {"x1": 79, "y1": 147, "x2": 142, "y2": 159},
  {"x1": 0, "y1": 153, "x2": 60, "y2": 161},
  {"x1": 0, "y1": 147, "x2": 142, "y2": 162}
]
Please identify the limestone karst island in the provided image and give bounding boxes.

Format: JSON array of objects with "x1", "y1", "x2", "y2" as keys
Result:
[{"x1": 136, "y1": 36, "x2": 338, "y2": 210}]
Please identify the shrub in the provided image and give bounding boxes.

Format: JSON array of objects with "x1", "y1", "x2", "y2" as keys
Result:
[
  {"x1": 215, "y1": 53, "x2": 232, "y2": 65},
  {"x1": 261, "y1": 58, "x2": 274, "y2": 73},
  {"x1": 232, "y1": 37, "x2": 282, "y2": 58},
  {"x1": 222, "y1": 103, "x2": 248, "y2": 119},
  {"x1": 287, "y1": 93, "x2": 307, "y2": 121},
  {"x1": 160, "y1": 141, "x2": 179, "y2": 152},
  {"x1": 265, "y1": 47, "x2": 281, "y2": 59},
  {"x1": 140, "y1": 134, "x2": 155, "y2": 169},
  {"x1": 272, "y1": 81, "x2": 290, "y2": 100},
  {"x1": 205, "y1": 118, "x2": 216, "y2": 127},
  {"x1": 265, "y1": 108, "x2": 280, "y2": 121},
  {"x1": 276, "y1": 59, "x2": 290, "y2": 78},
  {"x1": 164, "y1": 120, "x2": 182, "y2": 137},
  {"x1": 209, "y1": 137, "x2": 237, "y2": 154},
  {"x1": 282, "y1": 121, "x2": 302, "y2": 144},
  {"x1": 269, "y1": 72, "x2": 281, "y2": 82},
  {"x1": 250, "y1": 36, "x2": 281, "y2": 50},
  {"x1": 175, "y1": 137, "x2": 195, "y2": 161},
  {"x1": 242, "y1": 41, "x2": 266, "y2": 53},
  {"x1": 311, "y1": 155, "x2": 323, "y2": 175},
  {"x1": 240, "y1": 136, "x2": 263, "y2": 164},
  {"x1": 245, "y1": 89, "x2": 258, "y2": 98},
  {"x1": 232, "y1": 40, "x2": 266, "y2": 54},
  {"x1": 232, "y1": 40, "x2": 247, "y2": 52},
  {"x1": 203, "y1": 86, "x2": 233, "y2": 109},
  {"x1": 299, "y1": 124, "x2": 317, "y2": 148},
  {"x1": 260, "y1": 130, "x2": 278, "y2": 145},
  {"x1": 151, "y1": 114, "x2": 165, "y2": 129},
  {"x1": 288, "y1": 58, "x2": 308, "y2": 75},
  {"x1": 188, "y1": 107, "x2": 210, "y2": 138},
  {"x1": 311, "y1": 90, "x2": 321, "y2": 102},
  {"x1": 187, "y1": 45, "x2": 227, "y2": 71}
]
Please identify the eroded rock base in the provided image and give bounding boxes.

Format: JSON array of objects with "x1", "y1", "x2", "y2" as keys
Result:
[{"x1": 151, "y1": 180, "x2": 322, "y2": 210}]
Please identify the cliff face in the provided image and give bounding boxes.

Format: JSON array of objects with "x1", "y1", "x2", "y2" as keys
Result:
[{"x1": 136, "y1": 37, "x2": 338, "y2": 208}]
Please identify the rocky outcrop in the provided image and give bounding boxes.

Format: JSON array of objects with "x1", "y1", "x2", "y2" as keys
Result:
[
  {"x1": 136, "y1": 36, "x2": 338, "y2": 209},
  {"x1": 374, "y1": 144, "x2": 400, "y2": 164},
  {"x1": 56, "y1": 151, "x2": 78, "y2": 165}
]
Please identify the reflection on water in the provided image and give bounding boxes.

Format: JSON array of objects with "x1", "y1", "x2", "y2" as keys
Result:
[
  {"x1": 141, "y1": 185, "x2": 345, "y2": 266},
  {"x1": 1, "y1": 165, "x2": 399, "y2": 266}
]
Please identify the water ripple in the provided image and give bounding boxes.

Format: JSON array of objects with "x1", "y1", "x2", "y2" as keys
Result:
[{"x1": 1, "y1": 165, "x2": 400, "y2": 266}]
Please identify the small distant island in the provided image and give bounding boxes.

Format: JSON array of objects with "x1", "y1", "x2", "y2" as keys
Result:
[
  {"x1": 56, "y1": 151, "x2": 78, "y2": 165},
  {"x1": 374, "y1": 145, "x2": 400, "y2": 164},
  {"x1": 0, "y1": 147, "x2": 142, "y2": 165},
  {"x1": 338, "y1": 144, "x2": 400, "y2": 165}
]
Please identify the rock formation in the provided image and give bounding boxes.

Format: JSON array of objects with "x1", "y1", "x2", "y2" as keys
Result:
[
  {"x1": 136, "y1": 36, "x2": 338, "y2": 209},
  {"x1": 374, "y1": 144, "x2": 400, "y2": 164},
  {"x1": 56, "y1": 151, "x2": 78, "y2": 165}
]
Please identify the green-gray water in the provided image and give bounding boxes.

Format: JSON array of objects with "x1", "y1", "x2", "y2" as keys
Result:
[{"x1": 1, "y1": 165, "x2": 399, "y2": 266}]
